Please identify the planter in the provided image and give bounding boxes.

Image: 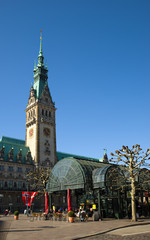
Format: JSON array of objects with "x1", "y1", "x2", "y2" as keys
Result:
[
  {"x1": 14, "y1": 215, "x2": 19, "y2": 220},
  {"x1": 69, "y1": 217, "x2": 74, "y2": 223}
]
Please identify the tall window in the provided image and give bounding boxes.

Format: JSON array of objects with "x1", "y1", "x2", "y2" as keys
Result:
[
  {"x1": 0, "y1": 165, "x2": 4, "y2": 171},
  {"x1": 42, "y1": 109, "x2": 44, "y2": 115},
  {"x1": 0, "y1": 180, "x2": 4, "y2": 188},
  {"x1": 18, "y1": 181, "x2": 22, "y2": 189},
  {"x1": 8, "y1": 181, "x2": 13, "y2": 189},
  {"x1": 17, "y1": 167, "x2": 22, "y2": 173},
  {"x1": 25, "y1": 168, "x2": 30, "y2": 173},
  {"x1": 8, "y1": 166, "x2": 13, "y2": 172},
  {"x1": 8, "y1": 195, "x2": 12, "y2": 203},
  {"x1": 17, "y1": 196, "x2": 21, "y2": 203}
]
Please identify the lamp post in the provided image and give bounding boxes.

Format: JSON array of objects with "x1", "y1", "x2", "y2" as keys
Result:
[{"x1": 26, "y1": 182, "x2": 30, "y2": 216}]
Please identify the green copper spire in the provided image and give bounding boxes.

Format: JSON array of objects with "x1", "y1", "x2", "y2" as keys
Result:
[
  {"x1": 34, "y1": 60, "x2": 36, "y2": 70},
  {"x1": 38, "y1": 30, "x2": 44, "y2": 66},
  {"x1": 45, "y1": 59, "x2": 48, "y2": 69},
  {"x1": 33, "y1": 31, "x2": 48, "y2": 99}
]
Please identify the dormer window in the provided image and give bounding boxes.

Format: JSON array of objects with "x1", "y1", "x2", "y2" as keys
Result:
[
  {"x1": 26, "y1": 151, "x2": 31, "y2": 163},
  {"x1": 8, "y1": 148, "x2": 14, "y2": 162},
  {"x1": 0, "y1": 146, "x2": 5, "y2": 160},
  {"x1": 17, "y1": 149, "x2": 22, "y2": 162}
]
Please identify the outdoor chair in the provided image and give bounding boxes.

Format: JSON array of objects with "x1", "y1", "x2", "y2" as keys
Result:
[
  {"x1": 48, "y1": 213, "x2": 53, "y2": 220},
  {"x1": 61, "y1": 214, "x2": 67, "y2": 221},
  {"x1": 57, "y1": 213, "x2": 63, "y2": 221},
  {"x1": 80, "y1": 212, "x2": 88, "y2": 222},
  {"x1": 53, "y1": 212, "x2": 59, "y2": 221},
  {"x1": 30, "y1": 212, "x2": 38, "y2": 221}
]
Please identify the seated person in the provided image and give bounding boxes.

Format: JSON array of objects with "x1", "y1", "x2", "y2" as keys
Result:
[{"x1": 80, "y1": 209, "x2": 86, "y2": 222}]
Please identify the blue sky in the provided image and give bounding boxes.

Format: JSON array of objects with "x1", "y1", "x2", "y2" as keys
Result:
[{"x1": 0, "y1": 0, "x2": 150, "y2": 159}]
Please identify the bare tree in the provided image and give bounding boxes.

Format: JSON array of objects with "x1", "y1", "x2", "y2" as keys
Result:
[
  {"x1": 26, "y1": 167, "x2": 51, "y2": 194},
  {"x1": 110, "y1": 145, "x2": 150, "y2": 221}
]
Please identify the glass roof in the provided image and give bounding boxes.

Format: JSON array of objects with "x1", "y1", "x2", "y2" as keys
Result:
[
  {"x1": 47, "y1": 157, "x2": 109, "y2": 193},
  {"x1": 92, "y1": 165, "x2": 126, "y2": 189}
]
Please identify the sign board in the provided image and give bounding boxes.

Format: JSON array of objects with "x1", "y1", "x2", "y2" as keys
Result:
[{"x1": 92, "y1": 204, "x2": 96, "y2": 210}]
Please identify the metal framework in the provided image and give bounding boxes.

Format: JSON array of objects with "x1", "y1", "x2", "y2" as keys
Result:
[{"x1": 47, "y1": 157, "x2": 110, "y2": 193}]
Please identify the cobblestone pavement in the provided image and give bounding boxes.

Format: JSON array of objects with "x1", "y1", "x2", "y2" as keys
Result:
[
  {"x1": 85, "y1": 233, "x2": 150, "y2": 240},
  {"x1": 1, "y1": 215, "x2": 150, "y2": 240},
  {"x1": 0, "y1": 218, "x2": 12, "y2": 240}
]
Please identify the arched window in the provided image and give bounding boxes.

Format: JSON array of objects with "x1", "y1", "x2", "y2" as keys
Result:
[
  {"x1": 8, "y1": 195, "x2": 12, "y2": 203},
  {"x1": 17, "y1": 196, "x2": 21, "y2": 203}
]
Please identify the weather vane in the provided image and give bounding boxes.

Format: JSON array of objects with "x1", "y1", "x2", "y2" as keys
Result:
[{"x1": 40, "y1": 30, "x2": 42, "y2": 39}]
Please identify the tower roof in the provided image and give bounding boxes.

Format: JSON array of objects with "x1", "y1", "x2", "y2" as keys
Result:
[{"x1": 33, "y1": 31, "x2": 48, "y2": 99}]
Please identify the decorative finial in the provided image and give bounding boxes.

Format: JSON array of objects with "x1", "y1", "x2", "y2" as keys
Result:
[
  {"x1": 40, "y1": 30, "x2": 42, "y2": 40},
  {"x1": 39, "y1": 30, "x2": 43, "y2": 57},
  {"x1": 103, "y1": 148, "x2": 107, "y2": 154}
]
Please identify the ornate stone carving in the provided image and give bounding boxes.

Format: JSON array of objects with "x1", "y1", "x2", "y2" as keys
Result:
[{"x1": 44, "y1": 140, "x2": 51, "y2": 155}]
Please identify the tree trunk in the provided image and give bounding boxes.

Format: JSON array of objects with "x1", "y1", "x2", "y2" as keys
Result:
[
  {"x1": 129, "y1": 158, "x2": 137, "y2": 222},
  {"x1": 131, "y1": 177, "x2": 137, "y2": 221}
]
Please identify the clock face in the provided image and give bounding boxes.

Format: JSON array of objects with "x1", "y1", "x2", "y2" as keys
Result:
[
  {"x1": 29, "y1": 128, "x2": 33, "y2": 137},
  {"x1": 43, "y1": 127, "x2": 50, "y2": 137}
]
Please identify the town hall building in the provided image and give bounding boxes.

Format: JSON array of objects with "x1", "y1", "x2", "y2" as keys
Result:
[{"x1": 0, "y1": 35, "x2": 105, "y2": 213}]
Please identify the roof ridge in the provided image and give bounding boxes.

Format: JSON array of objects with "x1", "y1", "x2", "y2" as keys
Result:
[{"x1": 57, "y1": 151, "x2": 99, "y2": 161}]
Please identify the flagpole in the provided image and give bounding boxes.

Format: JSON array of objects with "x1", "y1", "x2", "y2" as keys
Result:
[{"x1": 27, "y1": 183, "x2": 29, "y2": 217}]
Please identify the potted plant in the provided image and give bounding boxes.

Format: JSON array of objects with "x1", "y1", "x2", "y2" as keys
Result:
[
  {"x1": 68, "y1": 210, "x2": 75, "y2": 223},
  {"x1": 14, "y1": 211, "x2": 19, "y2": 220}
]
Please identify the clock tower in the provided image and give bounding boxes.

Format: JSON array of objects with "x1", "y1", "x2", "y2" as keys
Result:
[{"x1": 25, "y1": 33, "x2": 57, "y2": 168}]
